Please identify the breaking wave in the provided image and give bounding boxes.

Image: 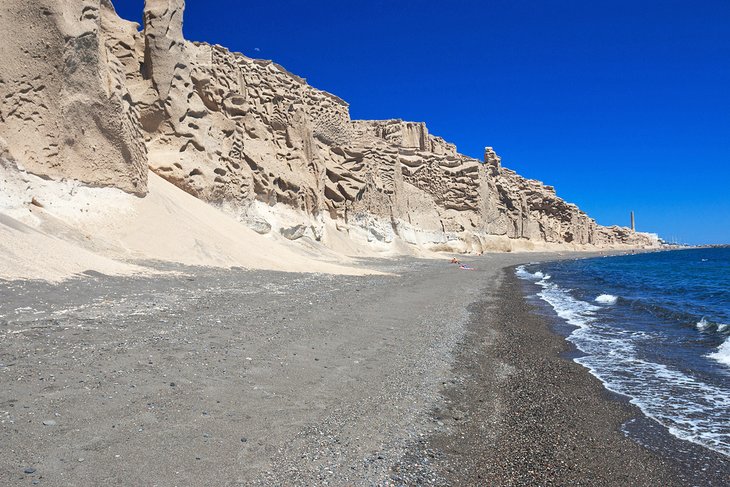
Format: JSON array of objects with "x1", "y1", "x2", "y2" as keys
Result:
[
  {"x1": 595, "y1": 294, "x2": 618, "y2": 305},
  {"x1": 697, "y1": 317, "x2": 712, "y2": 331},
  {"x1": 708, "y1": 338, "x2": 730, "y2": 368},
  {"x1": 516, "y1": 263, "x2": 730, "y2": 456},
  {"x1": 515, "y1": 265, "x2": 549, "y2": 281}
]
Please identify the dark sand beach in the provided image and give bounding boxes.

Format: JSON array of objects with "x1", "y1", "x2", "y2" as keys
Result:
[
  {"x1": 391, "y1": 265, "x2": 730, "y2": 486},
  {"x1": 2, "y1": 253, "x2": 727, "y2": 485}
]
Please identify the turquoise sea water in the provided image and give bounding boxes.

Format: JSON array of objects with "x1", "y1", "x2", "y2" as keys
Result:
[{"x1": 516, "y1": 248, "x2": 730, "y2": 457}]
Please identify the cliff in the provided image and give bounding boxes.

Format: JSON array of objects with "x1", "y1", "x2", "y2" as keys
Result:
[
  {"x1": 0, "y1": 0, "x2": 147, "y2": 194},
  {"x1": 0, "y1": 0, "x2": 659, "y2": 266}
]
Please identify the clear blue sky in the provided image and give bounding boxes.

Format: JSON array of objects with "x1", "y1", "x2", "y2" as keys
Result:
[{"x1": 115, "y1": 1, "x2": 730, "y2": 244}]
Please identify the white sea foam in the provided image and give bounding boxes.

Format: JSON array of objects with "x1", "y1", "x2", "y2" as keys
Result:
[
  {"x1": 696, "y1": 317, "x2": 712, "y2": 331},
  {"x1": 533, "y1": 274, "x2": 598, "y2": 328},
  {"x1": 708, "y1": 337, "x2": 730, "y2": 368},
  {"x1": 519, "y1": 269, "x2": 730, "y2": 456},
  {"x1": 696, "y1": 317, "x2": 730, "y2": 334},
  {"x1": 515, "y1": 265, "x2": 548, "y2": 281},
  {"x1": 574, "y1": 326, "x2": 730, "y2": 455},
  {"x1": 517, "y1": 265, "x2": 595, "y2": 327},
  {"x1": 595, "y1": 294, "x2": 618, "y2": 305},
  {"x1": 514, "y1": 265, "x2": 531, "y2": 279},
  {"x1": 537, "y1": 283, "x2": 598, "y2": 328}
]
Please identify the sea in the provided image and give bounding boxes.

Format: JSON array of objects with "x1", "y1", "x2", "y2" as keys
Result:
[{"x1": 516, "y1": 247, "x2": 730, "y2": 463}]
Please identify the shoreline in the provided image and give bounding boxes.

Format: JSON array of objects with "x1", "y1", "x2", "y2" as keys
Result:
[
  {"x1": 2, "y1": 252, "x2": 724, "y2": 485},
  {"x1": 391, "y1": 265, "x2": 728, "y2": 485},
  {"x1": 520, "y1": 257, "x2": 730, "y2": 483}
]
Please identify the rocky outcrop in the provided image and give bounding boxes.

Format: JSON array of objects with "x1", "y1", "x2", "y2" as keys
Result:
[
  {"x1": 0, "y1": 0, "x2": 659, "y2": 252},
  {"x1": 0, "y1": 0, "x2": 147, "y2": 195}
]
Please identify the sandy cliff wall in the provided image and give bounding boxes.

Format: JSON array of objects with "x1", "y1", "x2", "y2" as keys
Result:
[
  {"x1": 0, "y1": 0, "x2": 147, "y2": 195},
  {"x1": 0, "y1": 0, "x2": 658, "y2": 254}
]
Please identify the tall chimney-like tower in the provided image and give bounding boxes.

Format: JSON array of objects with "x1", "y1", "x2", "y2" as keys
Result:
[{"x1": 631, "y1": 211, "x2": 635, "y2": 231}]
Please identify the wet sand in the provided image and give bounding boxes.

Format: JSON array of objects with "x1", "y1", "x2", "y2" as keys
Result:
[{"x1": 2, "y1": 252, "x2": 722, "y2": 485}]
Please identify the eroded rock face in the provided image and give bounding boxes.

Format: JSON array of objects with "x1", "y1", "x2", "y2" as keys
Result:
[
  {"x1": 0, "y1": 0, "x2": 147, "y2": 195},
  {"x1": 0, "y1": 0, "x2": 658, "y2": 250}
]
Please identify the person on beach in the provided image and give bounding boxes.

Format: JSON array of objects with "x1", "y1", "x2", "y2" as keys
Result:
[
  {"x1": 459, "y1": 264, "x2": 475, "y2": 270},
  {"x1": 450, "y1": 257, "x2": 461, "y2": 264}
]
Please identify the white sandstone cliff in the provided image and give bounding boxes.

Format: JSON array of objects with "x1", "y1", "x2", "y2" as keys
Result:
[{"x1": 0, "y1": 0, "x2": 660, "y2": 275}]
